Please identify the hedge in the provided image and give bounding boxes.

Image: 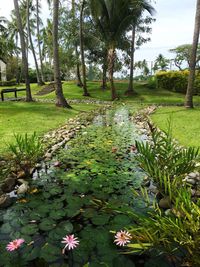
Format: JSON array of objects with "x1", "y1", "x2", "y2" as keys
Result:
[
  {"x1": 156, "y1": 70, "x2": 200, "y2": 95},
  {"x1": 0, "y1": 79, "x2": 17, "y2": 86}
]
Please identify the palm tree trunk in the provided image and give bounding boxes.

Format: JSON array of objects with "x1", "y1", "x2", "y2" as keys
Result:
[
  {"x1": 108, "y1": 46, "x2": 117, "y2": 100},
  {"x1": 53, "y1": 0, "x2": 71, "y2": 108},
  {"x1": 36, "y1": 0, "x2": 45, "y2": 84},
  {"x1": 101, "y1": 55, "x2": 107, "y2": 90},
  {"x1": 75, "y1": 46, "x2": 83, "y2": 87},
  {"x1": 80, "y1": 0, "x2": 90, "y2": 96},
  {"x1": 185, "y1": 0, "x2": 200, "y2": 108},
  {"x1": 13, "y1": 0, "x2": 32, "y2": 102},
  {"x1": 125, "y1": 25, "x2": 137, "y2": 96},
  {"x1": 15, "y1": 34, "x2": 20, "y2": 84},
  {"x1": 27, "y1": 0, "x2": 43, "y2": 86}
]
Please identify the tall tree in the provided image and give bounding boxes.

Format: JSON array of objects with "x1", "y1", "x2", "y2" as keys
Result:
[
  {"x1": 36, "y1": 0, "x2": 45, "y2": 83},
  {"x1": 27, "y1": 0, "x2": 43, "y2": 85},
  {"x1": 13, "y1": 0, "x2": 33, "y2": 102},
  {"x1": 79, "y1": 0, "x2": 90, "y2": 96},
  {"x1": 170, "y1": 44, "x2": 200, "y2": 70},
  {"x1": 185, "y1": 0, "x2": 200, "y2": 108},
  {"x1": 125, "y1": 15, "x2": 155, "y2": 95},
  {"x1": 125, "y1": 25, "x2": 137, "y2": 95},
  {"x1": 153, "y1": 54, "x2": 170, "y2": 71},
  {"x1": 52, "y1": 0, "x2": 71, "y2": 107},
  {"x1": 89, "y1": 0, "x2": 154, "y2": 100}
]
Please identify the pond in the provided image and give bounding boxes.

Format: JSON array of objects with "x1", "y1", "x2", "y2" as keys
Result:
[{"x1": 0, "y1": 106, "x2": 171, "y2": 267}]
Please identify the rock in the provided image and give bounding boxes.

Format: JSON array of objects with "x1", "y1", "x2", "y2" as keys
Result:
[
  {"x1": 45, "y1": 152, "x2": 52, "y2": 159},
  {"x1": 159, "y1": 196, "x2": 171, "y2": 209},
  {"x1": 17, "y1": 183, "x2": 29, "y2": 194},
  {"x1": 17, "y1": 170, "x2": 26, "y2": 179},
  {"x1": 186, "y1": 178, "x2": 196, "y2": 185},
  {"x1": 191, "y1": 189, "x2": 196, "y2": 196},
  {"x1": 1, "y1": 177, "x2": 16, "y2": 193},
  {"x1": 164, "y1": 209, "x2": 172, "y2": 216},
  {"x1": 0, "y1": 194, "x2": 12, "y2": 209},
  {"x1": 35, "y1": 163, "x2": 42, "y2": 169},
  {"x1": 148, "y1": 183, "x2": 159, "y2": 194},
  {"x1": 188, "y1": 172, "x2": 197, "y2": 179}
]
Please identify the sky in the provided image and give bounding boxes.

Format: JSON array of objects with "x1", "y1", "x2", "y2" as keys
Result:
[{"x1": 0, "y1": 0, "x2": 197, "y2": 69}]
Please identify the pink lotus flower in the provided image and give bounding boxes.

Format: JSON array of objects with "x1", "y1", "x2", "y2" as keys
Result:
[
  {"x1": 61, "y1": 234, "x2": 79, "y2": 253},
  {"x1": 6, "y1": 239, "x2": 25, "y2": 251},
  {"x1": 114, "y1": 230, "x2": 132, "y2": 246}
]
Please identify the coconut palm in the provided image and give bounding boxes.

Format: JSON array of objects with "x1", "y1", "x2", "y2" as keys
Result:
[
  {"x1": 89, "y1": 0, "x2": 154, "y2": 100},
  {"x1": 52, "y1": 0, "x2": 71, "y2": 107},
  {"x1": 80, "y1": 0, "x2": 90, "y2": 96},
  {"x1": 13, "y1": 0, "x2": 33, "y2": 102},
  {"x1": 36, "y1": 0, "x2": 45, "y2": 83},
  {"x1": 185, "y1": 0, "x2": 200, "y2": 108}
]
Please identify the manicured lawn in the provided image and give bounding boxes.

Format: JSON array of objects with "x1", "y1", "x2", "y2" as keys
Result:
[
  {"x1": 2, "y1": 81, "x2": 200, "y2": 105},
  {"x1": 151, "y1": 106, "x2": 200, "y2": 147},
  {"x1": 0, "y1": 102, "x2": 96, "y2": 154}
]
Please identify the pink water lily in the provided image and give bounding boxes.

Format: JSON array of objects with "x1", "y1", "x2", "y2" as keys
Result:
[
  {"x1": 61, "y1": 234, "x2": 79, "y2": 253},
  {"x1": 114, "y1": 230, "x2": 132, "y2": 246},
  {"x1": 6, "y1": 239, "x2": 25, "y2": 251}
]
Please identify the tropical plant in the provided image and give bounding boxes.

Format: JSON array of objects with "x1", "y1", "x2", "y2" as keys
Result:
[
  {"x1": 89, "y1": 0, "x2": 154, "y2": 100},
  {"x1": 153, "y1": 53, "x2": 170, "y2": 72},
  {"x1": 79, "y1": 0, "x2": 90, "y2": 96},
  {"x1": 13, "y1": 0, "x2": 33, "y2": 102},
  {"x1": 8, "y1": 132, "x2": 43, "y2": 176},
  {"x1": 127, "y1": 188, "x2": 200, "y2": 267},
  {"x1": 170, "y1": 44, "x2": 200, "y2": 71},
  {"x1": 135, "y1": 121, "x2": 199, "y2": 197},
  {"x1": 52, "y1": 0, "x2": 71, "y2": 107}
]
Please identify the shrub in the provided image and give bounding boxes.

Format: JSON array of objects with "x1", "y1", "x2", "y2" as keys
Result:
[
  {"x1": 8, "y1": 133, "x2": 43, "y2": 176},
  {"x1": 156, "y1": 70, "x2": 200, "y2": 94},
  {"x1": 135, "y1": 122, "x2": 199, "y2": 198},
  {"x1": 127, "y1": 188, "x2": 200, "y2": 267},
  {"x1": 0, "y1": 79, "x2": 17, "y2": 86}
]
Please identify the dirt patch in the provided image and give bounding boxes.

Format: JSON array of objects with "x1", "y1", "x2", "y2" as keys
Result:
[{"x1": 35, "y1": 83, "x2": 55, "y2": 96}]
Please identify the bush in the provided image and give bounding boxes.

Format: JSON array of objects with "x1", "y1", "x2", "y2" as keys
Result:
[
  {"x1": 156, "y1": 70, "x2": 200, "y2": 94},
  {"x1": 0, "y1": 79, "x2": 17, "y2": 86},
  {"x1": 8, "y1": 132, "x2": 43, "y2": 176}
]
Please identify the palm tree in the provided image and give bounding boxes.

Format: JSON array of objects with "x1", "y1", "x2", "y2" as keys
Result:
[
  {"x1": 80, "y1": 0, "x2": 90, "y2": 96},
  {"x1": 185, "y1": 0, "x2": 200, "y2": 108},
  {"x1": 27, "y1": 0, "x2": 44, "y2": 85},
  {"x1": 125, "y1": 24, "x2": 137, "y2": 95},
  {"x1": 13, "y1": 0, "x2": 33, "y2": 102},
  {"x1": 154, "y1": 54, "x2": 169, "y2": 71},
  {"x1": 89, "y1": 0, "x2": 154, "y2": 100},
  {"x1": 52, "y1": 0, "x2": 71, "y2": 108},
  {"x1": 36, "y1": 0, "x2": 45, "y2": 83}
]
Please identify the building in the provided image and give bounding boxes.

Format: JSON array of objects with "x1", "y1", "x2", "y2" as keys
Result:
[{"x1": 0, "y1": 58, "x2": 7, "y2": 81}]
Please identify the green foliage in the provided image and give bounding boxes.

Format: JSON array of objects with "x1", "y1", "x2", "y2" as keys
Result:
[
  {"x1": 0, "y1": 107, "x2": 149, "y2": 266},
  {"x1": 156, "y1": 70, "x2": 200, "y2": 94},
  {"x1": 8, "y1": 132, "x2": 43, "y2": 173},
  {"x1": 0, "y1": 79, "x2": 17, "y2": 86},
  {"x1": 136, "y1": 122, "x2": 199, "y2": 197},
  {"x1": 128, "y1": 189, "x2": 200, "y2": 267}
]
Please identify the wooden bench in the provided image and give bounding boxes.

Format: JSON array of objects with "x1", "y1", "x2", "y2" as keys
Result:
[{"x1": 0, "y1": 88, "x2": 26, "y2": 101}]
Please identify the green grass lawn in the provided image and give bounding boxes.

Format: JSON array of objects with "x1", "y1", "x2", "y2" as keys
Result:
[
  {"x1": 0, "y1": 102, "x2": 96, "y2": 154},
  {"x1": 2, "y1": 81, "x2": 200, "y2": 105},
  {"x1": 151, "y1": 106, "x2": 200, "y2": 147}
]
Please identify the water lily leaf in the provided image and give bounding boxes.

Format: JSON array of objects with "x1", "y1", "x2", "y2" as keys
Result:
[
  {"x1": 40, "y1": 243, "x2": 61, "y2": 263},
  {"x1": 1, "y1": 223, "x2": 12, "y2": 234},
  {"x1": 91, "y1": 214, "x2": 110, "y2": 226},
  {"x1": 49, "y1": 209, "x2": 66, "y2": 220},
  {"x1": 22, "y1": 246, "x2": 40, "y2": 261},
  {"x1": 21, "y1": 224, "x2": 38, "y2": 235},
  {"x1": 39, "y1": 218, "x2": 56, "y2": 231}
]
